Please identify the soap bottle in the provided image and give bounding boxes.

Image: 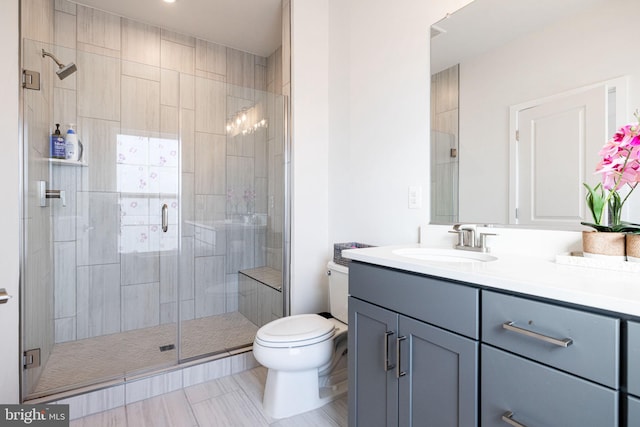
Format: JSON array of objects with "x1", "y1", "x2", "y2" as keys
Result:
[
  {"x1": 50, "y1": 124, "x2": 65, "y2": 159},
  {"x1": 64, "y1": 124, "x2": 81, "y2": 161}
]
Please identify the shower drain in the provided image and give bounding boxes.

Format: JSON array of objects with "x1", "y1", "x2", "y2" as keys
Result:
[{"x1": 159, "y1": 344, "x2": 176, "y2": 352}]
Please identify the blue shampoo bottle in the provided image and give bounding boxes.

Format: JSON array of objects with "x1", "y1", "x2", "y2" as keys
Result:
[{"x1": 50, "y1": 123, "x2": 65, "y2": 159}]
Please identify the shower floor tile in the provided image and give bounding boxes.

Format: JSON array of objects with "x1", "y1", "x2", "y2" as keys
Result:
[{"x1": 35, "y1": 311, "x2": 258, "y2": 394}]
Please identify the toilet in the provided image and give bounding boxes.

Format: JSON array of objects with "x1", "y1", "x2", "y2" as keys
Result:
[{"x1": 253, "y1": 261, "x2": 349, "y2": 419}]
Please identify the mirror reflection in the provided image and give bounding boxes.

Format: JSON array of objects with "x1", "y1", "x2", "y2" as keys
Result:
[{"x1": 430, "y1": 0, "x2": 640, "y2": 229}]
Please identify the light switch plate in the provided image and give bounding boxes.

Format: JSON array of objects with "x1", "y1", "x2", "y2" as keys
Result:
[{"x1": 408, "y1": 185, "x2": 422, "y2": 209}]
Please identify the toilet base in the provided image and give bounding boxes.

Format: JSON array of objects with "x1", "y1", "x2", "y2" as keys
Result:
[{"x1": 262, "y1": 368, "x2": 343, "y2": 419}]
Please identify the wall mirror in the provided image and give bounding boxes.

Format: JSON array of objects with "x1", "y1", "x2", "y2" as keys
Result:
[{"x1": 430, "y1": 0, "x2": 640, "y2": 229}]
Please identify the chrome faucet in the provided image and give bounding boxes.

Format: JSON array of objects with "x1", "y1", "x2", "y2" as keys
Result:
[{"x1": 449, "y1": 224, "x2": 496, "y2": 253}]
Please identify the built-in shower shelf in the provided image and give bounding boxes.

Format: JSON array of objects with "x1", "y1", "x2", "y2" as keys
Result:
[{"x1": 48, "y1": 158, "x2": 87, "y2": 167}]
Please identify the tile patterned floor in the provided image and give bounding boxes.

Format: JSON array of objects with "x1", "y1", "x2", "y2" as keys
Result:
[
  {"x1": 36, "y1": 312, "x2": 258, "y2": 393},
  {"x1": 69, "y1": 366, "x2": 348, "y2": 427}
]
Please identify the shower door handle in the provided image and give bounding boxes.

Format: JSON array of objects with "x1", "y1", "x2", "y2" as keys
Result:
[{"x1": 161, "y1": 204, "x2": 168, "y2": 232}]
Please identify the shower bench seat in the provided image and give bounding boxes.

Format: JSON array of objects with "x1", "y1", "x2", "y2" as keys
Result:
[{"x1": 239, "y1": 267, "x2": 283, "y2": 328}]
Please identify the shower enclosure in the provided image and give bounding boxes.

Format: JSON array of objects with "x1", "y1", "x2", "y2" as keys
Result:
[{"x1": 21, "y1": 35, "x2": 288, "y2": 400}]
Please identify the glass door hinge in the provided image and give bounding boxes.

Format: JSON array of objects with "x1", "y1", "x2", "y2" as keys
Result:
[{"x1": 23, "y1": 348, "x2": 41, "y2": 369}]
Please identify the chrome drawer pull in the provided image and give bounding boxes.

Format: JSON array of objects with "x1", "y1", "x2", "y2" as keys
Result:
[
  {"x1": 501, "y1": 411, "x2": 528, "y2": 427},
  {"x1": 502, "y1": 321, "x2": 573, "y2": 348},
  {"x1": 396, "y1": 336, "x2": 407, "y2": 378},
  {"x1": 384, "y1": 331, "x2": 395, "y2": 371}
]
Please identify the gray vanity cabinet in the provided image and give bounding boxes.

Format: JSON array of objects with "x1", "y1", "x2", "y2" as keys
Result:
[
  {"x1": 347, "y1": 260, "x2": 632, "y2": 425},
  {"x1": 348, "y1": 262, "x2": 479, "y2": 427}
]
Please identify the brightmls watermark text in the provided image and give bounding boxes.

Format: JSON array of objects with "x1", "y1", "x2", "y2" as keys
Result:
[{"x1": 0, "y1": 405, "x2": 69, "y2": 426}]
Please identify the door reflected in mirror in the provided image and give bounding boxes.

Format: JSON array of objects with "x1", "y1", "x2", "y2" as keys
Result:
[{"x1": 430, "y1": 0, "x2": 640, "y2": 230}]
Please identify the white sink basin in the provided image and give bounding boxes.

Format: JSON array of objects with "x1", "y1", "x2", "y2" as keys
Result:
[{"x1": 392, "y1": 247, "x2": 497, "y2": 263}]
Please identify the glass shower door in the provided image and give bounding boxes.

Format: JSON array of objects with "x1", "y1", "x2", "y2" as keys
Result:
[
  {"x1": 21, "y1": 40, "x2": 180, "y2": 399},
  {"x1": 22, "y1": 38, "x2": 56, "y2": 400},
  {"x1": 177, "y1": 75, "x2": 287, "y2": 361}
]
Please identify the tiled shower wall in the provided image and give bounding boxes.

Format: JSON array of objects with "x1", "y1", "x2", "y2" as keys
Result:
[
  {"x1": 21, "y1": 0, "x2": 285, "y2": 345},
  {"x1": 430, "y1": 64, "x2": 459, "y2": 224}
]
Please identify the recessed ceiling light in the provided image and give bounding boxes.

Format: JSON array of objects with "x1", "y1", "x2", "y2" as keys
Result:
[{"x1": 163, "y1": 0, "x2": 176, "y2": 3}]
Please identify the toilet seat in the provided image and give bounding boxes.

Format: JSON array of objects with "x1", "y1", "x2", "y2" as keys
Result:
[{"x1": 255, "y1": 314, "x2": 335, "y2": 348}]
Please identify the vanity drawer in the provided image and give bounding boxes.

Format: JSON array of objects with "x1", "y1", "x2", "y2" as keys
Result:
[
  {"x1": 482, "y1": 290, "x2": 619, "y2": 388},
  {"x1": 349, "y1": 262, "x2": 479, "y2": 339},
  {"x1": 481, "y1": 345, "x2": 618, "y2": 427},
  {"x1": 628, "y1": 321, "x2": 640, "y2": 397}
]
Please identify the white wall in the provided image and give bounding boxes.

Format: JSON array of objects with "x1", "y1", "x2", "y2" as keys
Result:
[
  {"x1": 330, "y1": 0, "x2": 434, "y2": 246},
  {"x1": 327, "y1": 0, "x2": 473, "y2": 246},
  {"x1": 290, "y1": 0, "x2": 330, "y2": 314},
  {"x1": 290, "y1": 0, "x2": 472, "y2": 313},
  {"x1": 0, "y1": 0, "x2": 21, "y2": 404},
  {"x1": 458, "y1": 0, "x2": 640, "y2": 224}
]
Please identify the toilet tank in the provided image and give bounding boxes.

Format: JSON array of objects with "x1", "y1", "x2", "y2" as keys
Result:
[{"x1": 327, "y1": 261, "x2": 349, "y2": 323}]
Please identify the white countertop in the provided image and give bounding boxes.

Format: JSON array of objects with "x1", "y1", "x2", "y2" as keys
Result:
[{"x1": 343, "y1": 243, "x2": 640, "y2": 317}]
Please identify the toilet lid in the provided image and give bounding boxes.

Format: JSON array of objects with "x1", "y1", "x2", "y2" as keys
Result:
[{"x1": 255, "y1": 314, "x2": 335, "y2": 347}]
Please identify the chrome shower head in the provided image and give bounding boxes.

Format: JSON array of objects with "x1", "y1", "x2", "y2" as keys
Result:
[
  {"x1": 41, "y1": 49, "x2": 77, "y2": 80},
  {"x1": 56, "y1": 62, "x2": 77, "y2": 80}
]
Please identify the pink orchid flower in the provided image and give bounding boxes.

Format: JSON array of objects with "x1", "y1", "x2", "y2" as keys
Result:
[{"x1": 587, "y1": 112, "x2": 640, "y2": 226}]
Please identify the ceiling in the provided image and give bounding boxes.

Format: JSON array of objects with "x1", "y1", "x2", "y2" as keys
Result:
[
  {"x1": 73, "y1": 0, "x2": 283, "y2": 57},
  {"x1": 430, "y1": 0, "x2": 608, "y2": 74}
]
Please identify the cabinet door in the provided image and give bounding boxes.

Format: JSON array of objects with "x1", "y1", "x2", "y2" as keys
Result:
[
  {"x1": 349, "y1": 297, "x2": 399, "y2": 427},
  {"x1": 482, "y1": 345, "x2": 618, "y2": 427},
  {"x1": 628, "y1": 321, "x2": 640, "y2": 397},
  {"x1": 398, "y1": 315, "x2": 478, "y2": 427}
]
